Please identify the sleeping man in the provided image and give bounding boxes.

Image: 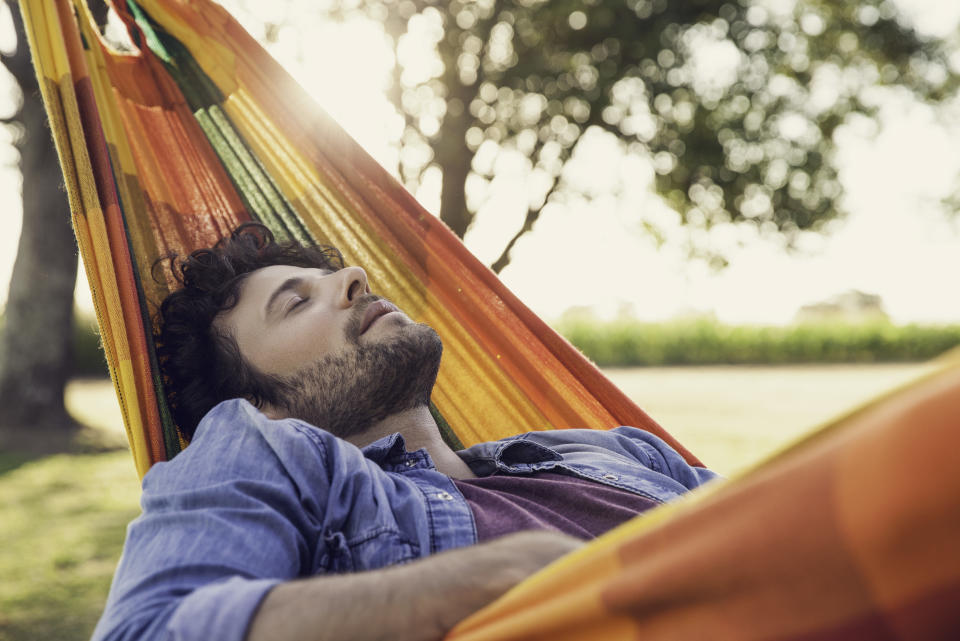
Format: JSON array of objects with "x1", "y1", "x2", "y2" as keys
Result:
[{"x1": 92, "y1": 222, "x2": 717, "y2": 641}]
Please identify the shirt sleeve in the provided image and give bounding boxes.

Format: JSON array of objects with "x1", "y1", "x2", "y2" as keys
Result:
[
  {"x1": 609, "y1": 426, "x2": 721, "y2": 489},
  {"x1": 91, "y1": 401, "x2": 326, "y2": 641}
]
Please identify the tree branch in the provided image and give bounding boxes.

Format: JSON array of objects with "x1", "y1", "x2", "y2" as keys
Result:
[
  {"x1": 474, "y1": 0, "x2": 502, "y2": 88},
  {"x1": 489, "y1": 176, "x2": 562, "y2": 274}
]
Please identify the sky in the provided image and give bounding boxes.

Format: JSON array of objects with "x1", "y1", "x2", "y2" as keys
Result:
[{"x1": 0, "y1": 0, "x2": 958, "y2": 325}]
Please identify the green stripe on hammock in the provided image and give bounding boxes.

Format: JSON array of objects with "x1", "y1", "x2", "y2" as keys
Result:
[{"x1": 126, "y1": 0, "x2": 462, "y2": 451}]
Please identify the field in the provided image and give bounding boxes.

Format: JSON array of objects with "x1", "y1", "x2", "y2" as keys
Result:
[
  {"x1": 603, "y1": 362, "x2": 937, "y2": 474},
  {"x1": 0, "y1": 363, "x2": 939, "y2": 640}
]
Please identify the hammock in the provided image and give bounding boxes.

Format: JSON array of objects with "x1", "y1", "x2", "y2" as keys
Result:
[
  {"x1": 21, "y1": 0, "x2": 960, "y2": 639},
  {"x1": 20, "y1": 0, "x2": 699, "y2": 478}
]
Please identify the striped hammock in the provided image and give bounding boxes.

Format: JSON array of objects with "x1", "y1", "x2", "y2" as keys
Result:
[
  {"x1": 20, "y1": 0, "x2": 699, "y2": 479},
  {"x1": 21, "y1": 0, "x2": 960, "y2": 639}
]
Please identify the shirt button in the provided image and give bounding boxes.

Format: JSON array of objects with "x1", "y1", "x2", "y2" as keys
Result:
[
  {"x1": 405, "y1": 459, "x2": 417, "y2": 467},
  {"x1": 602, "y1": 473, "x2": 619, "y2": 481},
  {"x1": 436, "y1": 491, "x2": 454, "y2": 501}
]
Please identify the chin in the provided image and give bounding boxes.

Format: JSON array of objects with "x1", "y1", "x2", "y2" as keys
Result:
[{"x1": 274, "y1": 321, "x2": 444, "y2": 440}]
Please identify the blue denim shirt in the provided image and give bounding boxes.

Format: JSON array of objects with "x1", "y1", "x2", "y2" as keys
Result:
[{"x1": 93, "y1": 399, "x2": 717, "y2": 641}]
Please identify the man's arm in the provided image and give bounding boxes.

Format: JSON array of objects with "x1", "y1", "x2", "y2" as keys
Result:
[{"x1": 246, "y1": 530, "x2": 581, "y2": 641}]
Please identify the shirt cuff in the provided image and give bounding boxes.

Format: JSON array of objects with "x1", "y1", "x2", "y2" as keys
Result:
[{"x1": 167, "y1": 576, "x2": 280, "y2": 641}]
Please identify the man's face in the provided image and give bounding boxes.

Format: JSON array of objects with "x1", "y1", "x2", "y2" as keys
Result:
[{"x1": 217, "y1": 264, "x2": 443, "y2": 438}]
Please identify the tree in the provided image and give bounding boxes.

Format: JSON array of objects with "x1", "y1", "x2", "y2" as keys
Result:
[
  {"x1": 0, "y1": 0, "x2": 79, "y2": 440},
  {"x1": 243, "y1": 0, "x2": 957, "y2": 272}
]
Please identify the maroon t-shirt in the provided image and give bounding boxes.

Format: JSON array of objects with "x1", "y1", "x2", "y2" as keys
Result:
[{"x1": 453, "y1": 471, "x2": 659, "y2": 542}]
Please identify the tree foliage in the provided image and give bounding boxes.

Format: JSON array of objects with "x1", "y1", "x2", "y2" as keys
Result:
[{"x1": 276, "y1": 0, "x2": 954, "y2": 272}]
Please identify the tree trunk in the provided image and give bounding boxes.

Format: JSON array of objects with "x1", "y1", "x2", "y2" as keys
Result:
[
  {"x1": 0, "y1": 1, "x2": 79, "y2": 435},
  {"x1": 433, "y1": 15, "x2": 477, "y2": 242},
  {"x1": 435, "y1": 93, "x2": 473, "y2": 240}
]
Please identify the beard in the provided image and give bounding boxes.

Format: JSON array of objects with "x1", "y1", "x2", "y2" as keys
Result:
[{"x1": 264, "y1": 300, "x2": 443, "y2": 440}]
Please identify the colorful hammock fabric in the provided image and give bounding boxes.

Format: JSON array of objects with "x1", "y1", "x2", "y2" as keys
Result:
[
  {"x1": 21, "y1": 0, "x2": 960, "y2": 639},
  {"x1": 19, "y1": 0, "x2": 699, "y2": 480},
  {"x1": 448, "y1": 350, "x2": 960, "y2": 641}
]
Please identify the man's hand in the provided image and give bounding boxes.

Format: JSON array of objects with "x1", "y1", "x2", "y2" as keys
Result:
[{"x1": 245, "y1": 530, "x2": 582, "y2": 641}]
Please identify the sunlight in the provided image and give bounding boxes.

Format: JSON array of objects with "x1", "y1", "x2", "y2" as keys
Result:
[{"x1": 4, "y1": 0, "x2": 960, "y2": 328}]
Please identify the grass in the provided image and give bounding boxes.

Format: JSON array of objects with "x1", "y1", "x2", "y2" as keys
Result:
[
  {"x1": 603, "y1": 362, "x2": 938, "y2": 474},
  {"x1": 0, "y1": 452, "x2": 140, "y2": 640},
  {"x1": 0, "y1": 380, "x2": 139, "y2": 641},
  {"x1": 0, "y1": 363, "x2": 938, "y2": 640}
]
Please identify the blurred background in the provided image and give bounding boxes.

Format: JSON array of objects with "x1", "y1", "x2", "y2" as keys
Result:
[{"x1": 0, "y1": 0, "x2": 958, "y2": 638}]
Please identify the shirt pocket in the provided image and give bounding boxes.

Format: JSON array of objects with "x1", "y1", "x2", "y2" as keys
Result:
[
  {"x1": 313, "y1": 527, "x2": 420, "y2": 575},
  {"x1": 349, "y1": 527, "x2": 421, "y2": 571}
]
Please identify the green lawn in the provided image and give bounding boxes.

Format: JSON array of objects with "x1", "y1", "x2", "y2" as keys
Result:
[
  {"x1": 0, "y1": 381, "x2": 139, "y2": 641},
  {"x1": 0, "y1": 363, "x2": 937, "y2": 640},
  {"x1": 0, "y1": 452, "x2": 140, "y2": 641}
]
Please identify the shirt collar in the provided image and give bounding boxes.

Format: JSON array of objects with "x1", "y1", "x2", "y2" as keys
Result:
[
  {"x1": 457, "y1": 436, "x2": 562, "y2": 475},
  {"x1": 361, "y1": 431, "x2": 564, "y2": 475},
  {"x1": 360, "y1": 432, "x2": 409, "y2": 465},
  {"x1": 360, "y1": 432, "x2": 440, "y2": 473}
]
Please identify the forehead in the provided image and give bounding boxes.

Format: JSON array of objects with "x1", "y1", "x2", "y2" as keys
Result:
[
  {"x1": 227, "y1": 265, "x2": 336, "y2": 324},
  {"x1": 235, "y1": 264, "x2": 312, "y2": 305}
]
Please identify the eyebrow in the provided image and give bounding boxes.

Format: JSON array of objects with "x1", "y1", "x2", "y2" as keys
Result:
[{"x1": 264, "y1": 276, "x2": 304, "y2": 319}]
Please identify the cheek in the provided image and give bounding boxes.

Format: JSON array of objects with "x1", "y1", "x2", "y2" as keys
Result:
[{"x1": 254, "y1": 317, "x2": 340, "y2": 376}]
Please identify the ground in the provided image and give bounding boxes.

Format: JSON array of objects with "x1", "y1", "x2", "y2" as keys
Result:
[
  {"x1": 604, "y1": 362, "x2": 936, "y2": 474},
  {"x1": 0, "y1": 363, "x2": 938, "y2": 641}
]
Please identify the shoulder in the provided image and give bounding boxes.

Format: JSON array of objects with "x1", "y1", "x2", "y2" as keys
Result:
[
  {"x1": 516, "y1": 427, "x2": 720, "y2": 489},
  {"x1": 142, "y1": 399, "x2": 350, "y2": 495},
  {"x1": 516, "y1": 426, "x2": 670, "y2": 456}
]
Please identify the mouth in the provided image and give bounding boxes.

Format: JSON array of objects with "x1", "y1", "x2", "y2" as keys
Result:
[{"x1": 359, "y1": 299, "x2": 401, "y2": 335}]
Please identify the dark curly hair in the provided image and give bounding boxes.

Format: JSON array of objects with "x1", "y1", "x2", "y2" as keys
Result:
[{"x1": 154, "y1": 222, "x2": 344, "y2": 439}]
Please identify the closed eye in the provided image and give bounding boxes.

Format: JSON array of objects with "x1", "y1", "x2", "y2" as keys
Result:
[{"x1": 285, "y1": 296, "x2": 309, "y2": 315}]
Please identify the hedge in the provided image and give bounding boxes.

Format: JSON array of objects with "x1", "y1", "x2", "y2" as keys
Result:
[{"x1": 554, "y1": 318, "x2": 960, "y2": 367}]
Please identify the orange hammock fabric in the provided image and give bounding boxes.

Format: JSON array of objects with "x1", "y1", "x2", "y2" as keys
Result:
[
  {"x1": 21, "y1": 0, "x2": 960, "y2": 639},
  {"x1": 448, "y1": 353, "x2": 960, "y2": 640}
]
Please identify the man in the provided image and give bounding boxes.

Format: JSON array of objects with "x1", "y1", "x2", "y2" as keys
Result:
[{"x1": 93, "y1": 223, "x2": 717, "y2": 641}]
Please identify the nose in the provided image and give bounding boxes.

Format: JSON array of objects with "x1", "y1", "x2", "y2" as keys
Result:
[{"x1": 335, "y1": 266, "x2": 370, "y2": 308}]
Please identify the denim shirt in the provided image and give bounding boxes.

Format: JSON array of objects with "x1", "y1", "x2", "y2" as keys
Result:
[{"x1": 92, "y1": 399, "x2": 717, "y2": 641}]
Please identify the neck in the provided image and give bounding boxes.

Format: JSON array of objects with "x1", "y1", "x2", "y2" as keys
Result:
[{"x1": 347, "y1": 405, "x2": 476, "y2": 479}]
